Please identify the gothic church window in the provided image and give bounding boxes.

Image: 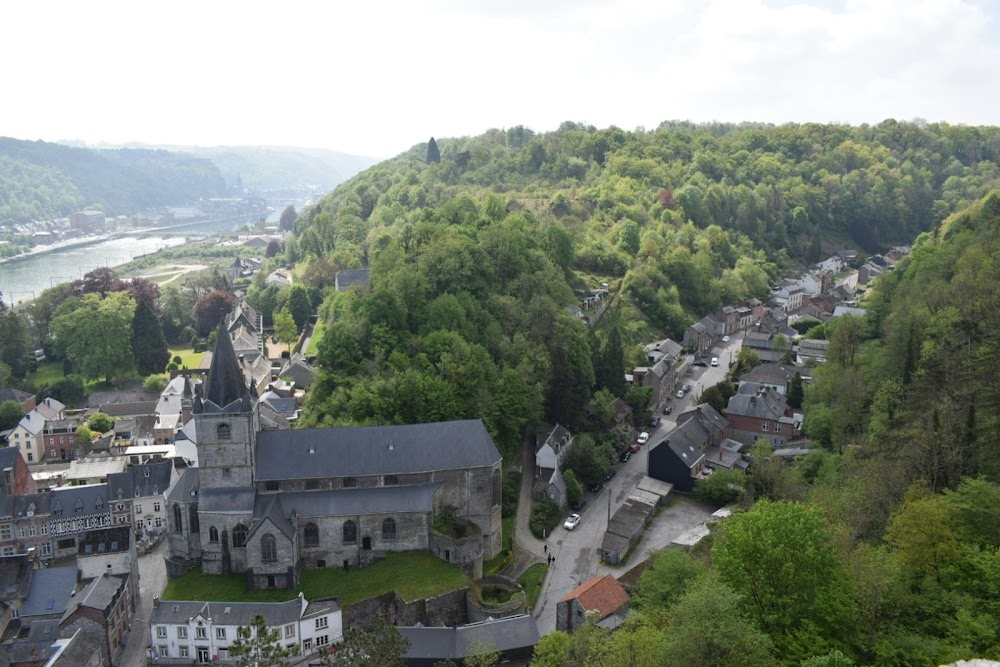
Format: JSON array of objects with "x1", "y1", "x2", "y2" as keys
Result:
[
  {"x1": 217, "y1": 423, "x2": 232, "y2": 441},
  {"x1": 304, "y1": 523, "x2": 319, "y2": 547},
  {"x1": 492, "y1": 469, "x2": 501, "y2": 507},
  {"x1": 232, "y1": 524, "x2": 248, "y2": 548},
  {"x1": 261, "y1": 533, "x2": 277, "y2": 562},
  {"x1": 382, "y1": 518, "x2": 397, "y2": 541},
  {"x1": 189, "y1": 506, "x2": 199, "y2": 533},
  {"x1": 172, "y1": 505, "x2": 183, "y2": 533},
  {"x1": 343, "y1": 520, "x2": 357, "y2": 545},
  {"x1": 209, "y1": 526, "x2": 219, "y2": 543}
]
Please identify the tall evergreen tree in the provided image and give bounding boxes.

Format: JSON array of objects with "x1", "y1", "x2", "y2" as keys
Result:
[
  {"x1": 132, "y1": 299, "x2": 170, "y2": 376},
  {"x1": 426, "y1": 137, "x2": 441, "y2": 164},
  {"x1": 603, "y1": 326, "x2": 627, "y2": 397},
  {"x1": 286, "y1": 285, "x2": 313, "y2": 331},
  {"x1": 787, "y1": 372, "x2": 804, "y2": 409}
]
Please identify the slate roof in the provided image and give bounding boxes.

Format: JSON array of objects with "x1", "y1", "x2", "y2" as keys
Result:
[
  {"x1": 35, "y1": 398, "x2": 65, "y2": 420},
  {"x1": 68, "y1": 574, "x2": 124, "y2": 615},
  {"x1": 20, "y1": 566, "x2": 78, "y2": 617},
  {"x1": 255, "y1": 420, "x2": 501, "y2": 480},
  {"x1": 260, "y1": 391, "x2": 297, "y2": 414},
  {"x1": 50, "y1": 621, "x2": 107, "y2": 666},
  {"x1": 335, "y1": 268, "x2": 371, "y2": 291},
  {"x1": 108, "y1": 461, "x2": 173, "y2": 500},
  {"x1": 740, "y1": 363, "x2": 796, "y2": 387},
  {"x1": 727, "y1": 387, "x2": 789, "y2": 421},
  {"x1": 0, "y1": 445, "x2": 19, "y2": 473},
  {"x1": 269, "y1": 483, "x2": 442, "y2": 519},
  {"x1": 559, "y1": 574, "x2": 630, "y2": 622},
  {"x1": 16, "y1": 409, "x2": 47, "y2": 435},
  {"x1": 197, "y1": 321, "x2": 252, "y2": 414},
  {"x1": 51, "y1": 485, "x2": 109, "y2": 517},
  {"x1": 279, "y1": 354, "x2": 315, "y2": 388},
  {"x1": 400, "y1": 615, "x2": 540, "y2": 661},
  {"x1": 0, "y1": 387, "x2": 32, "y2": 404},
  {"x1": 250, "y1": 494, "x2": 296, "y2": 541},
  {"x1": 303, "y1": 597, "x2": 341, "y2": 618},
  {"x1": 678, "y1": 403, "x2": 728, "y2": 442},
  {"x1": 655, "y1": 419, "x2": 708, "y2": 471},
  {"x1": 199, "y1": 486, "x2": 255, "y2": 513},
  {"x1": 77, "y1": 526, "x2": 132, "y2": 556},
  {"x1": 0, "y1": 492, "x2": 51, "y2": 520},
  {"x1": 66, "y1": 457, "x2": 126, "y2": 480},
  {"x1": 150, "y1": 599, "x2": 302, "y2": 628},
  {"x1": 0, "y1": 553, "x2": 34, "y2": 601},
  {"x1": 164, "y1": 467, "x2": 199, "y2": 503}
]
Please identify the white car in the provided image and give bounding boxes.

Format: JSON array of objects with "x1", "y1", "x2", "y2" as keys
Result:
[
  {"x1": 722, "y1": 335, "x2": 730, "y2": 343},
  {"x1": 711, "y1": 357, "x2": 718, "y2": 367},
  {"x1": 564, "y1": 514, "x2": 581, "y2": 530},
  {"x1": 637, "y1": 432, "x2": 649, "y2": 444}
]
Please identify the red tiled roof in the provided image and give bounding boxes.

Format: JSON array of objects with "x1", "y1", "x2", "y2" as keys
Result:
[{"x1": 559, "y1": 574, "x2": 629, "y2": 621}]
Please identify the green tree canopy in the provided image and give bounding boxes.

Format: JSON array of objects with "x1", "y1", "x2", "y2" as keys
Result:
[
  {"x1": 0, "y1": 400, "x2": 23, "y2": 431},
  {"x1": 132, "y1": 299, "x2": 169, "y2": 376},
  {"x1": 229, "y1": 613, "x2": 297, "y2": 667},
  {"x1": 87, "y1": 412, "x2": 115, "y2": 434},
  {"x1": 52, "y1": 292, "x2": 136, "y2": 382}
]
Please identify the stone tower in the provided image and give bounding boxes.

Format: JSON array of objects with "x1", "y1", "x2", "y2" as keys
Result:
[{"x1": 193, "y1": 323, "x2": 258, "y2": 489}]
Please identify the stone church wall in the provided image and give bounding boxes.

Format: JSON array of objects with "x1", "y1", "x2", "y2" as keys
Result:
[{"x1": 342, "y1": 588, "x2": 470, "y2": 630}]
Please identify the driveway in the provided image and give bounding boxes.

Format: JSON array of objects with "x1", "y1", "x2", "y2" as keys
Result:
[{"x1": 119, "y1": 539, "x2": 168, "y2": 667}]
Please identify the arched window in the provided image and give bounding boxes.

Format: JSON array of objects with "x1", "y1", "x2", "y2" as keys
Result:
[
  {"x1": 304, "y1": 523, "x2": 319, "y2": 548},
  {"x1": 209, "y1": 526, "x2": 219, "y2": 543},
  {"x1": 492, "y1": 469, "x2": 501, "y2": 507},
  {"x1": 189, "y1": 505, "x2": 199, "y2": 533},
  {"x1": 261, "y1": 533, "x2": 277, "y2": 562},
  {"x1": 342, "y1": 520, "x2": 357, "y2": 545},
  {"x1": 382, "y1": 518, "x2": 397, "y2": 541},
  {"x1": 216, "y1": 423, "x2": 232, "y2": 441},
  {"x1": 172, "y1": 505, "x2": 183, "y2": 533},
  {"x1": 232, "y1": 524, "x2": 248, "y2": 548}
]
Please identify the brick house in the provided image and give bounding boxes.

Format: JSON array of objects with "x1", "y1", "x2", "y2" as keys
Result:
[
  {"x1": 726, "y1": 384, "x2": 799, "y2": 448},
  {"x1": 557, "y1": 574, "x2": 630, "y2": 633}
]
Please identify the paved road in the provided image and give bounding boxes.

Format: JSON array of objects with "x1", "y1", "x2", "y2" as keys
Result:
[
  {"x1": 529, "y1": 332, "x2": 744, "y2": 634},
  {"x1": 119, "y1": 539, "x2": 168, "y2": 667}
]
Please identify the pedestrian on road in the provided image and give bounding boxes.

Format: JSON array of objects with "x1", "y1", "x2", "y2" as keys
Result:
[{"x1": 544, "y1": 544, "x2": 548, "y2": 554}]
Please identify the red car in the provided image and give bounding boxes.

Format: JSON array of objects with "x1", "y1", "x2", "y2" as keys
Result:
[{"x1": 629, "y1": 442, "x2": 641, "y2": 453}]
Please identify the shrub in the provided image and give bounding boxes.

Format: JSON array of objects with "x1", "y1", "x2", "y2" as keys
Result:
[
  {"x1": 143, "y1": 375, "x2": 167, "y2": 393},
  {"x1": 172, "y1": 355, "x2": 183, "y2": 365},
  {"x1": 529, "y1": 499, "x2": 562, "y2": 539},
  {"x1": 166, "y1": 362, "x2": 179, "y2": 371},
  {"x1": 694, "y1": 470, "x2": 745, "y2": 507},
  {"x1": 179, "y1": 326, "x2": 197, "y2": 343}
]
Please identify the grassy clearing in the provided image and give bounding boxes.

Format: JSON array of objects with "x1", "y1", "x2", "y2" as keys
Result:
[
  {"x1": 168, "y1": 345, "x2": 206, "y2": 370},
  {"x1": 162, "y1": 551, "x2": 469, "y2": 605},
  {"x1": 306, "y1": 320, "x2": 325, "y2": 357},
  {"x1": 27, "y1": 362, "x2": 64, "y2": 387},
  {"x1": 517, "y1": 563, "x2": 547, "y2": 608}
]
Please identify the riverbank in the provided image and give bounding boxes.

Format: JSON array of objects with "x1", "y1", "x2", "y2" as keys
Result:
[{"x1": 0, "y1": 233, "x2": 120, "y2": 266}]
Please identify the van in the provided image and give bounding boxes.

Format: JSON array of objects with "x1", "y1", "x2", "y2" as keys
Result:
[{"x1": 711, "y1": 357, "x2": 718, "y2": 367}]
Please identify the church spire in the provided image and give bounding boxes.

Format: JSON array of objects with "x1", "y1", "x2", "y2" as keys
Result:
[{"x1": 199, "y1": 320, "x2": 248, "y2": 412}]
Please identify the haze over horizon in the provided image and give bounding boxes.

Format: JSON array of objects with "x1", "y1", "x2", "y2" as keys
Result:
[{"x1": 4, "y1": 0, "x2": 998, "y2": 158}]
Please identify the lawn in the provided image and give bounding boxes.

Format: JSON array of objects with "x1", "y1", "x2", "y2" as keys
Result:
[
  {"x1": 517, "y1": 563, "x2": 547, "y2": 609},
  {"x1": 305, "y1": 320, "x2": 325, "y2": 357},
  {"x1": 168, "y1": 345, "x2": 206, "y2": 370},
  {"x1": 27, "y1": 362, "x2": 64, "y2": 387},
  {"x1": 162, "y1": 551, "x2": 469, "y2": 605}
]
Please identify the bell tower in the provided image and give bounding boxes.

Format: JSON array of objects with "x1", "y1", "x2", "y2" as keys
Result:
[{"x1": 193, "y1": 322, "x2": 258, "y2": 490}]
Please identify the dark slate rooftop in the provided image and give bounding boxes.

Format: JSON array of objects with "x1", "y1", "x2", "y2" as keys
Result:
[
  {"x1": 77, "y1": 525, "x2": 131, "y2": 556},
  {"x1": 727, "y1": 387, "x2": 788, "y2": 421},
  {"x1": 249, "y1": 494, "x2": 295, "y2": 541},
  {"x1": 198, "y1": 321, "x2": 250, "y2": 414},
  {"x1": 20, "y1": 566, "x2": 78, "y2": 618},
  {"x1": 266, "y1": 483, "x2": 442, "y2": 519},
  {"x1": 199, "y1": 486, "x2": 255, "y2": 513},
  {"x1": 0, "y1": 387, "x2": 32, "y2": 404},
  {"x1": 108, "y1": 460, "x2": 173, "y2": 501},
  {"x1": 0, "y1": 492, "x2": 51, "y2": 521},
  {"x1": 0, "y1": 553, "x2": 34, "y2": 601},
  {"x1": 150, "y1": 598, "x2": 302, "y2": 628},
  {"x1": 255, "y1": 419, "x2": 501, "y2": 480},
  {"x1": 51, "y1": 485, "x2": 109, "y2": 517},
  {"x1": 655, "y1": 419, "x2": 708, "y2": 471},
  {"x1": 164, "y1": 467, "x2": 199, "y2": 503},
  {"x1": 400, "y1": 615, "x2": 540, "y2": 661},
  {"x1": 67, "y1": 574, "x2": 124, "y2": 615}
]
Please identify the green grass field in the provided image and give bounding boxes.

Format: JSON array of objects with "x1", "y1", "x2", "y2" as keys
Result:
[
  {"x1": 517, "y1": 563, "x2": 547, "y2": 608},
  {"x1": 168, "y1": 345, "x2": 206, "y2": 370},
  {"x1": 162, "y1": 551, "x2": 469, "y2": 605},
  {"x1": 26, "y1": 362, "x2": 64, "y2": 387}
]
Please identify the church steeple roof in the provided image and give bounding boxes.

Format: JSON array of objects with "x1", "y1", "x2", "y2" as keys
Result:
[{"x1": 200, "y1": 320, "x2": 248, "y2": 412}]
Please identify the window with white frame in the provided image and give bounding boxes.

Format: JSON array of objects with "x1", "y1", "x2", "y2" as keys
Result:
[
  {"x1": 196, "y1": 626, "x2": 207, "y2": 639},
  {"x1": 154, "y1": 502, "x2": 161, "y2": 512},
  {"x1": 303, "y1": 639, "x2": 312, "y2": 651},
  {"x1": 216, "y1": 627, "x2": 226, "y2": 640},
  {"x1": 179, "y1": 646, "x2": 189, "y2": 659},
  {"x1": 158, "y1": 646, "x2": 168, "y2": 657},
  {"x1": 28, "y1": 525, "x2": 36, "y2": 537},
  {"x1": 41, "y1": 543, "x2": 52, "y2": 556},
  {"x1": 156, "y1": 626, "x2": 167, "y2": 638},
  {"x1": 1, "y1": 547, "x2": 14, "y2": 556},
  {"x1": 17, "y1": 527, "x2": 24, "y2": 538},
  {"x1": 219, "y1": 649, "x2": 229, "y2": 660},
  {"x1": 315, "y1": 616, "x2": 328, "y2": 630},
  {"x1": 135, "y1": 504, "x2": 142, "y2": 514},
  {"x1": 0, "y1": 524, "x2": 11, "y2": 540},
  {"x1": 761, "y1": 420, "x2": 769, "y2": 432},
  {"x1": 177, "y1": 627, "x2": 188, "y2": 639},
  {"x1": 316, "y1": 635, "x2": 329, "y2": 647},
  {"x1": 284, "y1": 624, "x2": 295, "y2": 638}
]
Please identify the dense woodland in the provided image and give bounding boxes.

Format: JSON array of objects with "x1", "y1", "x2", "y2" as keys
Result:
[
  {"x1": 278, "y1": 121, "x2": 1000, "y2": 665},
  {"x1": 0, "y1": 137, "x2": 227, "y2": 224}
]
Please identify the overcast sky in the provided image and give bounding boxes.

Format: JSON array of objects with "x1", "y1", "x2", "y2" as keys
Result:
[{"x1": 3, "y1": 0, "x2": 998, "y2": 158}]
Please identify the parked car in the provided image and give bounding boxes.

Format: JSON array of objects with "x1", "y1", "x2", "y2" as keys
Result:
[
  {"x1": 589, "y1": 480, "x2": 604, "y2": 493},
  {"x1": 564, "y1": 514, "x2": 581, "y2": 530},
  {"x1": 711, "y1": 357, "x2": 719, "y2": 366},
  {"x1": 676, "y1": 389, "x2": 685, "y2": 399},
  {"x1": 693, "y1": 360, "x2": 707, "y2": 367},
  {"x1": 681, "y1": 384, "x2": 691, "y2": 393},
  {"x1": 570, "y1": 498, "x2": 587, "y2": 511},
  {"x1": 722, "y1": 335, "x2": 731, "y2": 342},
  {"x1": 649, "y1": 416, "x2": 661, "y2": 428},
  {"x1": 604, "y1": 468, "x2": 617, "y2": 482},
  {"x1": 637, "y1": 432, "x2": 650, "y2": 444},
  {"x1": 629, "y1": 442, "x2": 641, "y2": 453},
  {"x1": 619, "y1": 449, "x2": 632, "y2": 463},
  {"x1": 663, "y1": 405, "x2": 673, "y2": 415}
]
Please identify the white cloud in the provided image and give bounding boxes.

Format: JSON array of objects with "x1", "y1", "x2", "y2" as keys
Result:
[{"x1": 1, "y1": 0, "x2": 997, "y2": 157}]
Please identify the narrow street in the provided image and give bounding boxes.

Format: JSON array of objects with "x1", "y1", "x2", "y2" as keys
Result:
[
  {"x1": 530, "y1": 333, "x2": 743, "y2": 634},
  {"x1": 119, "y1": 539, "x2": 168, "y2": 667}
]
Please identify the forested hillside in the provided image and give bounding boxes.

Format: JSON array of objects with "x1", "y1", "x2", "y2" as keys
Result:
[
  {"x1": 187, "y1": 145, "x2": 378, "y2": 191},
  {"x1": 0, "y1": 137, "x2": 227, "y2": 223}
]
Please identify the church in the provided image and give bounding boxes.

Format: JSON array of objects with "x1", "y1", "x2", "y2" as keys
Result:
[{"x1": 164, "y1": 327, "x2": 503, "y2": 589}]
